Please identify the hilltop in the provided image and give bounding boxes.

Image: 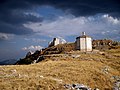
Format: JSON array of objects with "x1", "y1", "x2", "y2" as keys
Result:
[
  {"x1": 15, "y1": 39, "x2": 120, "y2": 65},
  {"x1": 0, "y1": 46, "x2": 120, "y2": 89},
  {"x1": 15, "y1": 43, "x2": 75, "y2": 65}
]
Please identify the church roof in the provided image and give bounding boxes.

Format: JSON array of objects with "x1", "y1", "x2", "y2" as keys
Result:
[{"x1": 76, "y1": 35, "x2": 91, "y2": 39}]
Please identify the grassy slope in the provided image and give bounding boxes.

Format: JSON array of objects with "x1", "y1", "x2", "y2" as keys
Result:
[{"x1": 0, "y1": 49, "x2": 120, "y2": 90}]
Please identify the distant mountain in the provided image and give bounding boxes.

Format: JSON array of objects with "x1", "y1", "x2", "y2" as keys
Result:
[{"x1": 0, "y1": 59, "x2": 18, "y2": 65}]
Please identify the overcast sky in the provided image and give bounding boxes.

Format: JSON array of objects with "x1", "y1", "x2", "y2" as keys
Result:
[{"x1": 0, "y1": 0, "x2": 120, "y2": 61}]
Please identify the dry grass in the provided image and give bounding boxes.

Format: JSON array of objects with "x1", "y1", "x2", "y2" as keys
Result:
[
  {"x1": 0, "y1": 49, "x2": 120, "y2": 90},
  {"x1": 107, "y1": 48, "x2": 120, "y2": 57}
]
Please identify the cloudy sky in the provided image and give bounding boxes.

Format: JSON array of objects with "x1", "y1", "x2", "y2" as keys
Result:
[{"x1": 0, "y1": 0, "x2": 120, "y2": 61}]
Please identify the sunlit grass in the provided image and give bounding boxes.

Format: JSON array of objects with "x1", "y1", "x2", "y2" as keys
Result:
[{"x1": 0, "y1": 48, "x2": 120, "y2": 90}]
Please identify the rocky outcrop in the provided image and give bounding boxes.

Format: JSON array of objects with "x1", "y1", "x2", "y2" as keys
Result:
[
  {"x1": 15, "y1": 50, "x2": 44, "y2": 65},
  {"x1": 43, "y1": 43, "x2": 75, "y2": 55},
  {"x1": 92, "y1": 39, "x2": 120, "y2": 50}
]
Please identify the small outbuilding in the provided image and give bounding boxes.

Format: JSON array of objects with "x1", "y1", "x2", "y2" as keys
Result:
[{"x1": 75, "y1": 32, "x2": 92, "y2": 52}]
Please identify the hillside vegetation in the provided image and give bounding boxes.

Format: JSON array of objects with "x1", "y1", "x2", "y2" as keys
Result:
[{"x1": 0, "y1": 47, "x2": 120, "y2": 90}]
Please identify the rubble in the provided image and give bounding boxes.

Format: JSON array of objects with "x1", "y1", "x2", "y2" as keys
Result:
[
  {"x1": 93, "y1": 88, "x2": 100, "y2": 90},
  {"x1": 113, "y1": 80, "x2": 120, "y2": 90},
  {"x1": 102, "y1": 66, "x2": 110, "y2": 74},
  {"x1": 71, "y1": 55, "x2": 81, "y2": 58},
  {"x1": 112, "y1": 76, "x2": 120, "y2": 81},
  {"x1": 64, "y1": 84, "x2": 91, "y2": 90}
]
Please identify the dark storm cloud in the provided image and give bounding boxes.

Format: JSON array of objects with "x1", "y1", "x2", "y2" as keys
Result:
[
  {"x1": 0, "y1": 0, "x2": 43, "y2": 35},
  {"x1": 38, "y1": 0, "x2": 120, "y2": 16},
  {"x1": 1, "y1": 0, "x2": 119, "y2": 15},
  {"x1": 0, "y1": 0, "x2": 120, "y2": 35},
  {"x1": 0, "y1": 10, "x2": 43, "y2": 35},
  {"x1": 0, "y1": 21, "x2": 33, "y2": 35},
  {"x1": 0, "y1": 10, "x2": 42, "y2": 24}
]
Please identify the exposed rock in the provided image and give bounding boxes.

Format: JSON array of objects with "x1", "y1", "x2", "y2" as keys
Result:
[
  {"x1": 93, "y1": 88, "x2": 100, "y2": 90},
  {"x1": 113, "y1": 80, "x2": 120, "y2": 90},
  {"x1": 71, "y1": 54, "x2": 81, "y2": 58},
  {"x1": 26, "y1": 51, "x2": 33, "y2": 58},
  {"x1": 112, "y1": 76, "x2": 120, "y2": 81},
  {"x1": 102, "y1": 66, "x2": 110, "y2": 74},
  {"x1": 64, "y1": 84, "x2": 91, "y2": 90}
]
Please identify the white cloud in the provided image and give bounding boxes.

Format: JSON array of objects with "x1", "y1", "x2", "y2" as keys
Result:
[
  {"x1": 101, "y1": 31, "x2": 106, "y2": 35},
  {"x1": 102, "y1": 14, "x2": 119, "y2": 24},
  {"x1": 24, "y1": 38, "x2": 47, "y2": 43},
  {"x1": 0, "y1": 33, "x2": 14, "y2": 40},
  {"x1": 24, "y1": 12, "x2": 42, "y2": 18},
  {"x1": 22, "y1": 45, "x2": 43, "y2": 51},
  {"x1": 32, "y1": 38, "x2": 47, "y2": 43},
  {"x1": 23, "y1": 14, "x2": 120, "y2": 39}
]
